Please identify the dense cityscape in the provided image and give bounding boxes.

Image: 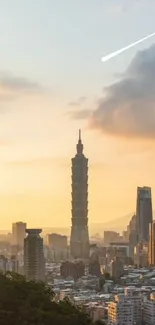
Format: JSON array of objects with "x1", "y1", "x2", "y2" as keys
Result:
[{"x1": 0, "y1": 131, "x2": 154, "y2": 325}]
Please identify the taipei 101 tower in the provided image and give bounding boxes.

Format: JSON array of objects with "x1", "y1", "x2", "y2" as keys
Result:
[{"x1": 70, "y1": 130, "x2": 90, "y2": 259}]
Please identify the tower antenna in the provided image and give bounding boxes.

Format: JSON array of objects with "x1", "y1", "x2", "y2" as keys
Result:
[{"x1": 79, "y1": 129, "x2": 81, "y2": 141}]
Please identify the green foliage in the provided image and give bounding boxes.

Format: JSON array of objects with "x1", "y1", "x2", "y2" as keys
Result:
[
  {"x1": 0, "y1": 272, "x2": 92, "y2": 325},
  {"x1": 94, "y1": 321, "x2": 106, "y2": 325}
]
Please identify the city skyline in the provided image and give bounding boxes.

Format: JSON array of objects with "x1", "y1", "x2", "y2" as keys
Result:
[{"x1": 0, "y1": 1, "x2": 155, "y2": 229}]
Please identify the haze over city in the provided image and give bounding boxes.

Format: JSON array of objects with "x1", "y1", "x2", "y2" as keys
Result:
[
  {"x1": 0, "y1": 0, "x2": 155, "y2": 230},
  {"x1": 1, "y1": 2, "x2": 155, "y2": 325}
]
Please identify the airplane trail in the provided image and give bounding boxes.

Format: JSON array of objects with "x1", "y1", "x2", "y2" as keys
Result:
[{"x1": 101, "y1": 32, "x2": 155, "y2": 62}]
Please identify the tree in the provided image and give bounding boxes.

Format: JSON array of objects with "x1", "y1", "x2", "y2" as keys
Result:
[
  {"x1": 94, "y1": 321, "x2": 106, "y2": 325},
  {"x1": 0, "y1": 272, "x2": 92, "y2": 325}
]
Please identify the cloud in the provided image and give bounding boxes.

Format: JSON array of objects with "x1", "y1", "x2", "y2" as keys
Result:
[
  {"x1": 69, "y1": 96, "x2": 87, "y2": 106},
  {"x1": 5, "y1": 156, "x2": 68, "y2": 167},
  {"x1": 72, "y1": 44, "x2": 155, "y2": 139},
  {"x1": 69, "y1": 109, "x2": 91, "y2": 119},
  {"x1": 0, "y1": 72, "x2": 43, "y2": 101}
]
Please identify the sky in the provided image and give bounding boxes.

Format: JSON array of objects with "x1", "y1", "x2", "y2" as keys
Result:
[{"x1": 0, "y1": 0, "x2": 155, "y2": 230}]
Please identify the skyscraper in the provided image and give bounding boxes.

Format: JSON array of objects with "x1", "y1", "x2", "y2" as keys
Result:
[
  {"x1": 70, "y1": 130, "x2": 89, "y2": 259},
  {"x1": 149, "y1": 221, "x2": 155, "y2": 266},
  {"x1": 128, "y1": 214, "x2": 137, "y2": 258},
  {"x1": 24, "y1": 229, "x2": 45, "y2": 281},
  {"x1": 136, "y1": 186, "x2": 153, "y2": 243},
  {"x1": 12, "y1": 222, "x2": 26, "y2": 247}
]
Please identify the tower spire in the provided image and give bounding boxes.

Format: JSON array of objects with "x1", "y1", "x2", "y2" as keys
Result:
[
  {"x1": 76, "y1": 129, "x2": 83, "y2": 154},
  {"x1": 79, "y1": 129, "x2": 81, "y2": 141}
]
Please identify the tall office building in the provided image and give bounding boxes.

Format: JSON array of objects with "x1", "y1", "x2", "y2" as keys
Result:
[
  {"x1": 24, "y1": 229, "x2": 45, "y2": 281},
  {"x1": 128, "y1": 214, "x2": 137, "y2": 258},
  {"x1": 149, "y1": 221, "x2": 155, "y2": 266},
  {"x1": 12, "y1": 222, "x2": 26, "y2": 247},
  {"x1": 136, "y1": 186, "x2": 153, "y2": 243},
  {"x1": 70, "y1": 130, "x2": 89, "y2": 259}
]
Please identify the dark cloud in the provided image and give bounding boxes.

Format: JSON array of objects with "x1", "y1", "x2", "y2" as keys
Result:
[
  {"x1": 0, "y1": 72, "x2": 43, "y2": 101},
  {"x1": 73, "y1": 44, "x2": 155, "y2": 139}
]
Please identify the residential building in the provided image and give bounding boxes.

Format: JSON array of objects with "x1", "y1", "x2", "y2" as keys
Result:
[
  {"x1": 108, "y1": 287, "x2": 142, "y2": 325},
  {"x1": 143, "y1": 293, "x2": 155, "y2": 325},
  {"x1": 108, "y1": 293, "x2": 133, "y2": 325}
]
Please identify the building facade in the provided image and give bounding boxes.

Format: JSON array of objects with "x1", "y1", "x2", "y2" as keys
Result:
[
  {"x1": 12, "y1": 222, "x2": 26, "y2": 247},
  {"x1": 70, "y1": 130, "x2": 89, "y2": 259},
  {"x1": 143, "y1": 293, "x2": 155, "y2": 325},
  {"x1": 47, "y1": 233, "x2": 67, "y2": 249},
  {"x1": 136, "y1": 186, "x2": 153, "y2": 243},
  {"x1": 24, "y1": 229, "x2": 45, "y2": 281},
  {"x1": 128, "y1": 214, "x2": 137, "y2": 259},
  {"x1": 149, "y1": 221, "x2": 155, "y2": 266},
  {"x1": 89, "y1": 245, "x2": 101, "y2": 277},
  {"x1": 108, "y1": 287, "x2": 142, "y2": 325},
  {"x1": 60, "y1": 260, "x2": 85, "y2": 280},
  {"x1": 108, "y1": 294, "x2": 134, "y2": 325}
]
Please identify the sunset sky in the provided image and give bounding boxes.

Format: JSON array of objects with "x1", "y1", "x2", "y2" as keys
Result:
[{"x1": 0, "y1": 0, "x2": 155, "y2": 230}]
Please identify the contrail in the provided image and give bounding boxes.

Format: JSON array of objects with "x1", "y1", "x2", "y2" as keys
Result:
[{"x1": 101, "y1": 32, "x2": 155, "y2": 62}]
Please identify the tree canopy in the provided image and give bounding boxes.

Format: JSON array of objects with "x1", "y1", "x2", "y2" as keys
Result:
[{"x1": 0, "y1": 272, "x2": 92, "y2": 325}]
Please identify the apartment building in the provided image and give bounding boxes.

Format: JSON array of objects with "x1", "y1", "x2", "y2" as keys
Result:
[
  {"x1": 108, "y1": 294, "x2": 133, "y2": 325},
  {"x1": 143, "y1": 293, "x2": 155, "y2": 325},
  {"x1": 108, "y1": 286, "x2": 142, "y2": 325}
]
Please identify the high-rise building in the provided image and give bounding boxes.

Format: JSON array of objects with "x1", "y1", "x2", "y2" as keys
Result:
[
  {"x1": 12, "y1": 222, "x2": 26, "y2": 247},
  {"x1": 108, "y1": 287, "x2": 142, "y2": 325},
  {"x1": 70, "y1": 130, "x2": 89, "y2": 259},
  {"x1": 149, "y1": 221, "x2": 155, "y2": 266},
  {"x1": 60, "y1": 260, "x2": 85, "y2": 281},
  {"x1": 47, "y1": 233, "x2": 67, "y2": 249},
  {"x1": 88, "y1": 245, "x2": 101, "y2": 277},
  {"x1": 109, "y1": 256, "x2": 124, "y2": 279},
  {"x1": 104, "y1": 231, "x2": 121, "y2": 245},
  {"x1": 24, "y1": 229, "x2": 45, "y2": 281},
  {"x1": 134, "y1": 242, "x2": 149, "y2": 267},
  {"x1": 143, "y1": 293, "x2": 155, "y2": 325},
  {"x1": 108, "y1": 294, "x2": 134, "y2": 325},
  {"x1": 128, "y1": 214, "x2": 137, "y2": 258},
  {"x1": 47, "y1": 233, "x2": 68, "y2": 262},
  {"x1": 136, "y1": 186, "x2": 153, "y2": 243}
]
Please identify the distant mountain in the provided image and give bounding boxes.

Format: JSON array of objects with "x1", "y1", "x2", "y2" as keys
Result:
[
  {"x1": 90, "y1": 212, "x2": 134, "y2": 235},
  {"x1": 4, "y1": 211, "x2": 152, "y2": 237},
  {"x1": 42, "y1": 213, "x2": 134, "y2": 237}
]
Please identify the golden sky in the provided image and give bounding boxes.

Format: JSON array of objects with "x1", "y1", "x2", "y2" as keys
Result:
[
  {"x1": 0, "y1": 90, "x2": 154, "y2": 230},
  {"x1": 0, "y1": 0, "x2": 155, "y2": 230}
]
